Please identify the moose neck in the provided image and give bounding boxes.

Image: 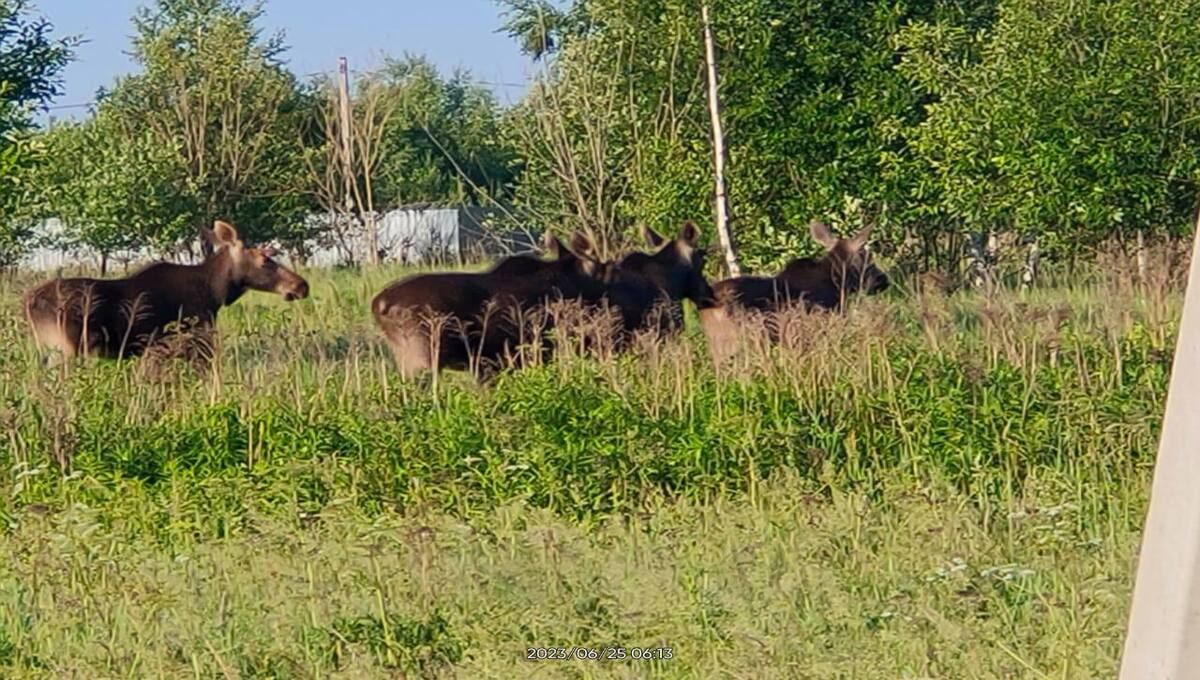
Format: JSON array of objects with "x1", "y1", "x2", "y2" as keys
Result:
[
  {"x1": 200, "y1": 248, "x2": 247, "y2": 306},
  {"x1": 693, "y1": 288, "x2": 719, "y2": 311}
]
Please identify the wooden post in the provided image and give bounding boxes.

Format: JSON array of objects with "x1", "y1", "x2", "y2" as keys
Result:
[
  {"x1": 336, "y1": 57, "x2": 352, "y2": 181},
  {"x1": 701, "y1": 3, "x2": 741, "y2": 278},
  {"x1": 337, "y1": 57, "x2": 354, "y2": 194},
  {"x1": 337, "y1": 57, "x2": 377, "y2": 264},
  {"x1": 1120, "y1": 212, "x2": 1200, "y2": 678}
]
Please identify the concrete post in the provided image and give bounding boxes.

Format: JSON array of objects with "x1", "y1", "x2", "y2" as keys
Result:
[{"x1": 1121, "y1": 217, "x2": 1200, "y2": 678}]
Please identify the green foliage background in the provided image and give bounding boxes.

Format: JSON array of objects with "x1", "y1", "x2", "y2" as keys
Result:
[
  {"x1": 6, "y1": 0, "x2": 1200, "y2": 274},
  {"x1": 500, "y1": 0, "x2": 1200, "y2": 273}
]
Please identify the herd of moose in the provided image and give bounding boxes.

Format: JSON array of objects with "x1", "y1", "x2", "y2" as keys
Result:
[{"x1": 22, "y1": 218, "x2": 889, "y2": 376}]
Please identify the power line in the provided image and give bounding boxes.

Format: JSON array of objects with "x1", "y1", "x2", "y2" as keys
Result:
[
  {"x1": 40, "y1": 72, "x2": 532, "y2": 114},
  {"x1": 472, "y1": 80, "x2": 530, "y2": 89},
  {"x1": 44, "y1": 102, "x2": 94, "y2": 111}
]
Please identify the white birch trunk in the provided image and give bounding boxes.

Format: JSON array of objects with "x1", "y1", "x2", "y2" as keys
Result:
[{"x1": 701, "y1": 4, "x2": 741, "y2": 278}]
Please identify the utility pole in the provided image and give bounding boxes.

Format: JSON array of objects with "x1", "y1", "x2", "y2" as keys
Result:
[
  {"x1": 336, "y1": 57, "x2": 377, "y2": 264},
  {"x1": 701, "y1": 3, "x2": 741, "y2": 278},
  {"x1": 337, "y1": 56, "x2": 354, "y2": 200}
]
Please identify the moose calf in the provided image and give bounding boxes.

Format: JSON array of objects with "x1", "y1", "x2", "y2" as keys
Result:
[
  {"x1": 605, "y1": 221, "x2": 715, "y2": 339},
  {"x1": 700, "y1": 220, "x2": 889, "y2": 362},
  {"x1": 24, "y1": 220, "x2": 309, "y2": 364},
  {"x1": 371, "y1": 231, "x2": 610, "y2": 379}
]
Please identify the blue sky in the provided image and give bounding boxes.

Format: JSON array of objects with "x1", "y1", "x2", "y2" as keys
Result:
[{"x1": 36, "y1": 0, "x2": 535, "y2": 121}]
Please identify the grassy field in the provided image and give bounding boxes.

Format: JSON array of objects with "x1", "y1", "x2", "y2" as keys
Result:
[{"x1": 0, "y1": 259, "x2": 1180, "y2": 678}]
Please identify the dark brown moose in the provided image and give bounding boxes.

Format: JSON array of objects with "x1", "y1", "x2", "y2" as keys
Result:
[
  {"x1": 700, "y1": 220, "x2": 888, "y2": 361},
  {"x1": 605, "y1": 221, "x2": 715, "y2": 339},
  {"x1": 371, "y1": 231, "x2": 610, "y2": 379},
  {"x1": 24, "y1": 220, "x2": 310, "y2": 362}
]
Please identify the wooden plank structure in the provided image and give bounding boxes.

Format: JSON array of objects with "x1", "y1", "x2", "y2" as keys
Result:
[{"x1": 1121, "y1": 217, "x2": 1200, "y2": 678}]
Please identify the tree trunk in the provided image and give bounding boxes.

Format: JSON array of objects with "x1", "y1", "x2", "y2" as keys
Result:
[
  {"x1": 366, "y1": 210, "x2": 380, "y2": 265},
  {"x1": 1022, "y1": 238, "x2": 1040, "y2": 289},
  {"x1": 100, "y1": 251, "x2": 108, "y2": 276},
  {"x1": 1136, "y1": 229, "x2": 1148, "y2": 283},
  {"x1": 701, "y1": 3, "x2": 741, "y2": 278},
  {"x1": 967, "y1": 229, "x2": 994, "y2": 288}
]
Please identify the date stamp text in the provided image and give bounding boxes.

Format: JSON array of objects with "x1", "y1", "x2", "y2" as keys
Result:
[{"x1": 526, "y1": 646, "x2": 674, "y2": 662}]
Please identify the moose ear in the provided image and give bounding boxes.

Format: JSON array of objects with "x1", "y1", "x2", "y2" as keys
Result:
[
  {"x1": 569, "y1": 230, "x2": 595, "y2": 256},
  {"x1": 642, "y1": 224, "x2": 667, "y2": 248},
  {"x1": 809, "y1": 221, "x2": 839, "y2": 250},
  {"x1": 542, "y1": 231, "x2": 565, "y2": 258},
  {"x1": 679, "y1": 220, "x2": 701, "y2": 246},
  {"x1": 848, "y1": 225, "x2": 873, "y2": 252},
  {"x1": 212, "y1": 220, "x2": 240, "y2": 246}
]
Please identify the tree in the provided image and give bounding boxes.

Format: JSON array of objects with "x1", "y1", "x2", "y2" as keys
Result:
[
  {"x1": 0, "y1": 0, "x2": 76, "y2": 138},
  {"x1": 374, "y1": 56, "x2": 516, "y2": 209},
  {"x1": 499, "y1": 0, "x2": 588, "y2": 60},
  {"x1": 499, "y1": 0, "x2": 998, "y2": 271},
  {"x1": 100, "y1": 0, "x2": 310, "y2": 248},
  {"x1": 29, "y1": 112, "x2": 191, "y2": 272},
  {"x1": 499, "y1": 0, "x2": 724, "y2": 257},
  {"x1": 500, "y1": 32, "x2": 645, "y2": 257},
  {"x1": 0, "y1": 0, "x2": 76, "y2": 267},
  {"x1": 302, "y1": 72, "x2": 397, "y2": 265},
  {"x1": 900, "y1": 0, "x2": 1200, "y2": 263},
  {"x1": 701, "y1": 3, "x2": 740, "y2": 276},
  {"x1": 300, "y1": 56, "x2": 517, "y2": 263}
]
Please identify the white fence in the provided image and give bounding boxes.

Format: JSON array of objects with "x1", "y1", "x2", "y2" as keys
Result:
[
  {"x1": 21, "y1": 218, "x2": 169, "y2": 272},
  {"x1": 18, "y1": 208, "x2": 537, "y2": 272},
  {"x1": 305, "y1": 207, "x2": 536, "y2": 267}
]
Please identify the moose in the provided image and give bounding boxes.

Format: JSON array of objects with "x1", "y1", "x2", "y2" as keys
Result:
[
  {"x1": 700, "y1": 220, "x2": 889, "y2": 361},
  {"x1": 372, "y1": 221, "x2": 716, "y2": 379},
  {"x1": 605, "y1": 221, "x2": 715, "y2": 339},
  {"x1": 23, "y1": 220, "x2": 309, "y2": 363},
  {"x1": 371, "y1": 231, "x2": 612, "y2": 379}
]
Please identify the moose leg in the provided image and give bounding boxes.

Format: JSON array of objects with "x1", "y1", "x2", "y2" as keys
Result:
[
  {"x1": 29, "y1": 315, "x2": 80, "y2": 362},
  {"x1": 386, "y1": 330, "x2": 434, "y2": 381},
  {"x1": 182, "y1": 323, "x2": 217, "y2": 374},
  {"x1": 134, "y1": 319, "x2": 215, "y2": 375},
  {"x1": 699, "y1": 306, "x2": 740, "y2": 366}
]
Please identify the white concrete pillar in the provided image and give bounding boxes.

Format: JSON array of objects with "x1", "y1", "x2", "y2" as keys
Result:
[{"x1": 1121, "y1": 222, "x2": 1200, "y2": 678}]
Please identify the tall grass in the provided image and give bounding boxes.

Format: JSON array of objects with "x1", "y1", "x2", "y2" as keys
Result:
[{"x1": 0, "y1": 256, "x2": 1180, "y2": 677}]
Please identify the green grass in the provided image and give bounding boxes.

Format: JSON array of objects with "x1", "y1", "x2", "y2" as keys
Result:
[{"x1": 0, "y1": 263, "x2": 1177, "y2": 678}]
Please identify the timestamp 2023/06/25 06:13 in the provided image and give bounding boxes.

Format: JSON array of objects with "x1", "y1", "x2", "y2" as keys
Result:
[{"x1": 526, "y1": 646, "x2": 675, "y2": 662}]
